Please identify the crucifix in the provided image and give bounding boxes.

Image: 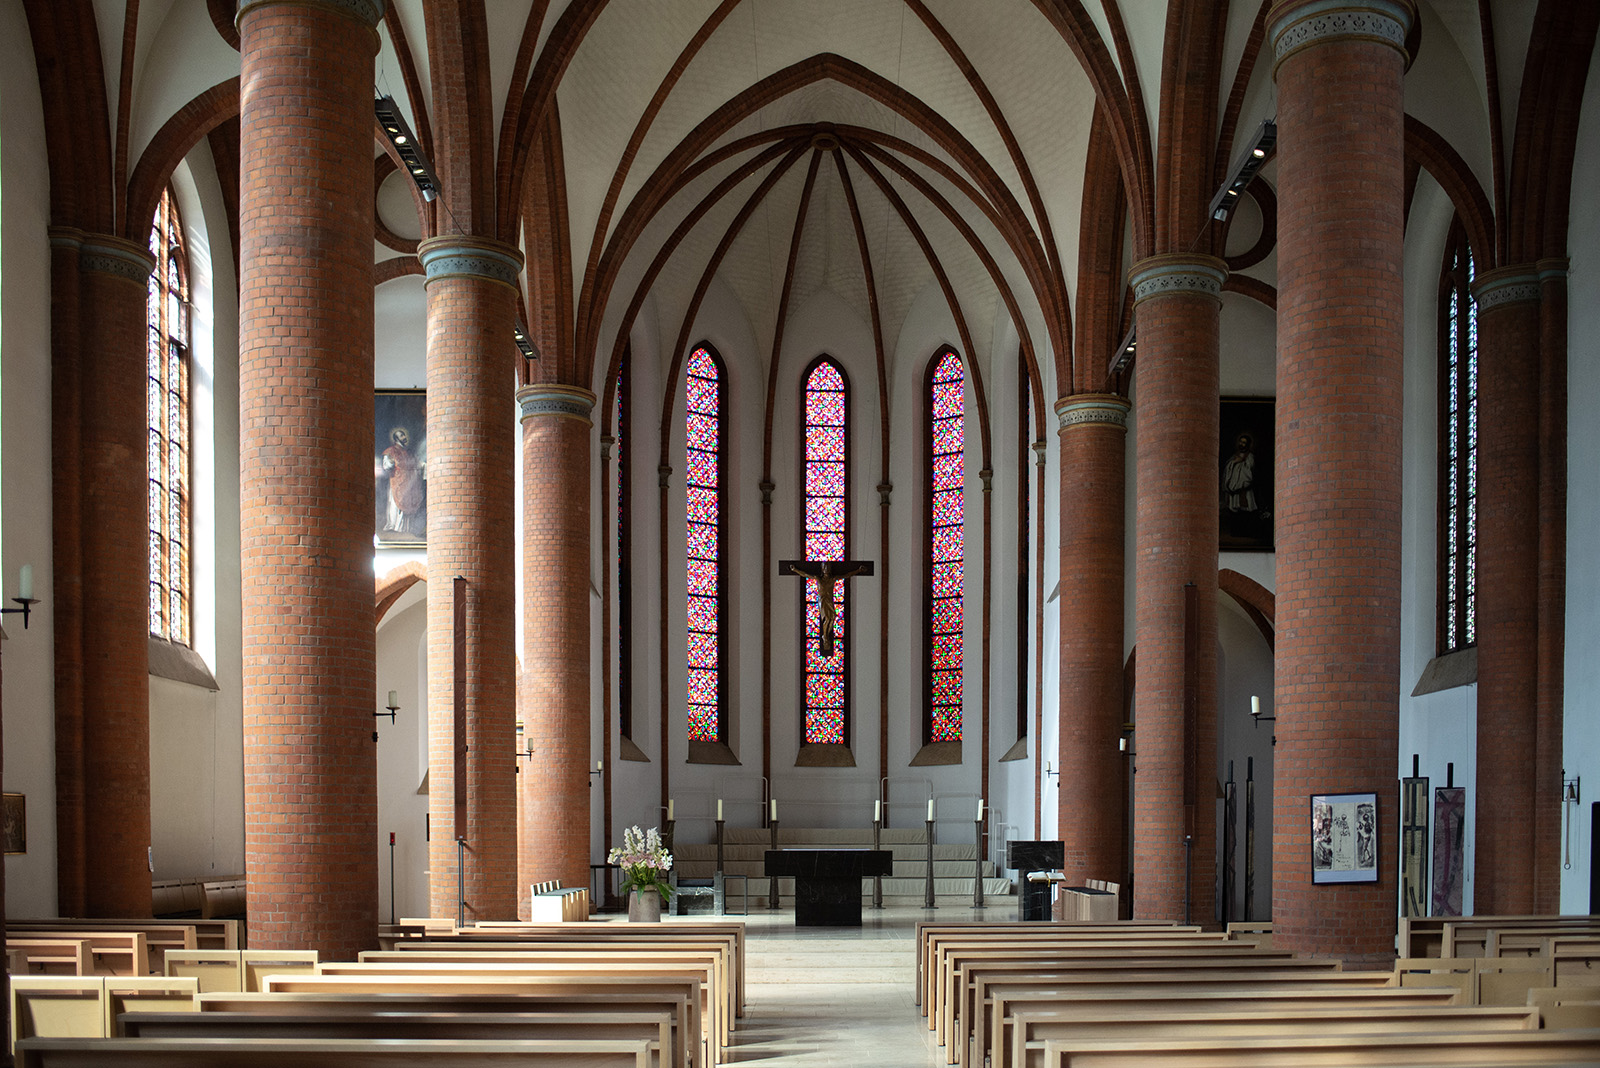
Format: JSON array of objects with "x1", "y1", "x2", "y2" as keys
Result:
[{"x1": 779, "y1": 558, "x2": 875, "y2": 658}]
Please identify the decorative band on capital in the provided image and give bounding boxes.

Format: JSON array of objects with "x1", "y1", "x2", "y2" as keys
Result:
[
  {"x1": 517, "y1": 384, "x2": 597, "y2": 425},
  {"x1": 1055, "y1": 394, "x2": 1131, "y2": 433},
  {"x1": 419, "y1": 239, "x2": 525, "y2": 291},
  {"x1": 237, "y1": 0, "x2": 384, "y2": 28},
  {"x1": 1269, "y1": 0, "x2": 1414, "y2": 74},
  {"x1": 48, "y1": 227, "x2": 155, "y2": 286},
  {"x1": 1472, "y1": 268, "x2": 1541, "y2": 311},
  {"x1": 1129, "y1": 256, "x2": 1228, "y2": 306}
]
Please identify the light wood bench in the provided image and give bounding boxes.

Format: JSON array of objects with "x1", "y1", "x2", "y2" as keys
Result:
[
  {"x1": 1396, "y1": 914, "x2": 1600, "y2": 958},
  {"x1": 916, "y1": 922, "x2": 1193, "y2": 1007},
  {"x1": 528, "y1": 885, "x2": 591, "y2": 921},
  {"x1": 1397, "y1": 955, "x2": 1561, "y2": 1006},
  {"x1": 11, "y1": 918, "x2": 238, "y2": 953},
  {"x1": 8, "y1": 933, "x2": 150, "y2": 977},
  {"x1": 15, "y1": 1036, "x2": 657, "y2": 1068},
  {"x1": 1039, "y1": 1027, "x2": 1600, "y2": 1066},
  {"x1": 163, "y1": 949, "x2": 318, "y2": 993},
  {"x1": 10, "y1": 976, "x2": 199, "y2": 1052},
  {"x1": 1529, "y1": 986, "x2": 1600, "y2": 1029},
  {"x1": 6, "y1": 941, "x2": 93, "y2": 977},
  {"x1": 200, "y1": 880, "x2": 245, "y2": 920}
]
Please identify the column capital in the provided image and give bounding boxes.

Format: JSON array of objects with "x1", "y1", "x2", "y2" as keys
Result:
[
  {"x1": 1129, "y1": 254, "x2": 1227, "y2": 307},
  {"x1": 1055, "y1": 393, "x2": 1131, "y2": 433},
  {"x1": 1269, "y1": 0, "x2": 1416, "y2": 76},
  {"x1": 1472, "y1": 265, "x2": 1541, "y2": 311},
  {"x1": 1536, "y1": 258, "x2": 1570, "y2": 283},
  {"x1": 517, "y1": 383, "x2": 596, "y2": 425},
  {"x1": 48, "y1": 227, "x2": 155, "y2": 287},
  {"x1": 237, "y1": 0, "x2": 384, "y2": 29},
  {"x1": 419, "y1": 236, "x2": 525, "y2": 292}
]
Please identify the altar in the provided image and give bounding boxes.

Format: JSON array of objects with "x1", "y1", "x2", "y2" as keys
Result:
[{"x1": 764, "y1": 848, "x2": 894, "y2": 926}]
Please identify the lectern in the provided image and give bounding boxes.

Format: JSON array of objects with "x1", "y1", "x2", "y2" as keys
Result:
[{"x1": 1006, "y1": 840, "x2": 1064, "y2": 920}]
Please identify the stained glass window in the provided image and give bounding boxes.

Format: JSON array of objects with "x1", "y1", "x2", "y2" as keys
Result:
[
  {"x1": 685, "y1": 346, "x2": 726, "y2": 742},
  {"x1": 148, "y1": 187, "x2": 190, "y2": 645},
  {"x1": 1438, "y1": 219, "x2": 1476, "y2": 654},
  {"x1": 802, "y1": 357, "x2": 849, "y2": 745},
  {"x1": 926, "y1": 349, "x2": 964, "y2": 743},
  {"x1": 617, "y1": 349, "x2": 634, "y2": 739}
]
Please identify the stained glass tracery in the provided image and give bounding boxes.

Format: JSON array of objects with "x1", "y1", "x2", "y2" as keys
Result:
[
  {"x1": 927, "y1": 349, "x2": 964, "y2": 742},
  {"x1": 148, "y1": 187, "x2": 191, "y2": 645},
  {"x1": 685, "y1": 347, "x2": 726, "y2": 742},
  {"x1": 802, "y1": 358, "x2": 849, "y2": 745},
  {"x1": 1439, "y1": 221, "x2": 1477, "y2": 653}
]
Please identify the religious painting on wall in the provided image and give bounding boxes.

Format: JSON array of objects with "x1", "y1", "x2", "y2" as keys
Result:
[
  {"x1": 1432, "y1": 785, "x2": 1467, "y2": 915},
  {"x1": 375, "y1": 390, "x2": 427, "y2": 546},
  {"x1": 1219, "y1": 397, "x2": 1274, "y2": 551},
  {"x1": 1401, "y1": 776, "x2": 1430, "y2": 917},
  {"x1": 3, "y1": 792, "x2": 25, "y2": 854},
  {"x1": 1310, "y1": 791, "x2": 1378, "y2": 883}
]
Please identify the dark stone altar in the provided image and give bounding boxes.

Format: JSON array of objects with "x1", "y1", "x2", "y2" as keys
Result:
[
  {"x1": 1006, "y1": 840, "x2": 1064, "y2": 920},
  {"x1": 764, "y1": 848, "x2": 894, "y2": 926}
]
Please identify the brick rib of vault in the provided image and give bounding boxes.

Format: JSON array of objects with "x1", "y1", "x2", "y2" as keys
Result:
[
  {"x1": 50, "y1": 229, "x2": 156, "y2": 917},
  {"x1": 420, "y1": 237, "x2": 523, "y2": 922},
  {"x1": 1269, "y1": 0, "x2": 1413, "y2": 961},
  {"x1": 1471, "y1": 266, "x2": 1542, "y2": 915},
  {"x1": 237, "y1": 0, "x2": 382, "y2": 958},
  {"x1": 1055, "y1": 394, "x2": 1130, "y2": 886},
  {"x1": 518, "y1": 384, "x2": 595, "y2": 893},
  {"x1": 1130, "y1": 255, "x2": 1225, "y2": 924}
]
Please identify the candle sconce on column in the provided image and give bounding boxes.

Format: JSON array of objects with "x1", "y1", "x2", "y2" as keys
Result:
[
  {"x1": 374, "y1": 691, "x2": 399, "y2": 743},
  {"x1": 0, "y1": 564, "x2": 40, "y2": 631}
]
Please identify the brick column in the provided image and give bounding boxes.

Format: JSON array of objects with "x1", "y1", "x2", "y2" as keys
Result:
[
  {"x1": 1055, "y1": 394, "x2": 1129, "y2": 886},
  {"x1": 1269, "y1": 0, "x2": 1413, "y2": 960},
  {"x1": 419, "y1": 237, "x2": 523, "y2": 922},
  {"x1": 237, "y1": 0, "x2": 381, "y2": 957},
  {"x1": 1535, "y1": 258, "x2": 1569, "y2": 912},
  {"x1": 518, "y1": 385, "x2": 595, "y2": 894},
  {"x1": 1472, "y1": 266, "x2": 1541, "y2": 914},
  {"x1": 47, "y1": 229, "x2": 155, "y2": 917},
  {"x1": 1129, "y1": 255, "x2": 1225, "y2": 923}
]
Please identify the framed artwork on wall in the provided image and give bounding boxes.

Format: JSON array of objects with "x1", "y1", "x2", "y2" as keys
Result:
[
  {"x1": 375, "y1": 389, "x2": 427, "y2": 546},
  {"x1": 3, "y1": 792, "x2": 25, "y2": 854},
  {"x1": 1311, "y1": 791, "x2": 1378, "y2": 883},
  {"x1": 1432, "y1": 785, "x2": 1467, "y2": 914},
  {"x1": 1220, "y1": 397, "x2": 1274, "y2": 551}
]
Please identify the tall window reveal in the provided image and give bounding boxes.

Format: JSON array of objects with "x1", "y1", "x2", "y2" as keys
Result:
[
  {"x1": 1439, "y1": 220, "x2": 1477, "y2": 653},
  {"x1": 802, "y1": 357, "x2": 849, "y2": 745},
  {"x1": 685, "y1": 346, "x2": 727, "y2": 743},
  {"x1": 148, "y1": 187, "x2": 191, "y2": 644},
  {"x1": 926, "y1": 349, "x2": 965, "y2": 743},
  {"x1": 617, "y1": 350, "x2": 634, "y2": 739},
  {"x1": 1017, "y1": 369, "x2": 1031, "y2": 739}
]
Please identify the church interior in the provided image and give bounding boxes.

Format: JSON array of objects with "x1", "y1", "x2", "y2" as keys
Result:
[{"x1": 4, "y1": 0, "x2": 1600, "y2": 1061}]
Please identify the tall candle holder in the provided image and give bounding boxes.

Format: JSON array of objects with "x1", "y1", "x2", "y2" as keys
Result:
[
  {"x1": 972, "y1": 816, "x2": 986, "y2": 909},
  {"x1": 715, "y1": 818, "x2": 726, "y2": 875},
  {"x1": 923, "y1": 816, "x2": 937, "y2": 909},
  {"x1": 768, "y1": 817, "x2": 781, "y2": 910},
  {"x1": 871, "y1": 813, "x2": 884, "y2": 909}
]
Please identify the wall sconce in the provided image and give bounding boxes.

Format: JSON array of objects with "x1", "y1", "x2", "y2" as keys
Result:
[
  {"x1": 1564, "y1": 769, "x2": 1582, "y2": 870},
  {"x1": 375, "y1": 95, "x2": 440, "y2": 202},
  {"x1": 1565, "y1": 774, "x2": 1581, "y2": 805},
  {"x1": 373, "y1": 690, "x2": 399, "y2": 743},
  {"x1": 1119, "y1": 722, "x2": 1136, "y2": 757},
  {"x1": 1208, "y1": 119, "x2": 1277, "y2": 222},
  {"x1": 0, "y1": 564, "x2": 39, "y2": 630},
  {"x1": 1249, "y1": 695, "x2": 1276, "y2": 747},
  {"x1": 512, "y1": 721, "x2": 535, "y2": 772},
  {"x1": 1043, "y1": 760, "x2": 1060, "y2": 786},
  {"x1": 589, "y1": 759, "x2": 603, "y2": 788}
]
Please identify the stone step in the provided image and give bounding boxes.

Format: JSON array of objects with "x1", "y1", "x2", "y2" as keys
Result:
[
  {"x1": 676, "y1": 843, "x2": 987, "y2": 862},
  {"x1": 711, "y1": 875, "x2": 1014, "y2": 901},
  {"x1": 678, "y1": 859, "x2": 998, "y2": 879},
  {"x1": 685, "y1": 826, "x2": 956, "y2": 845}
]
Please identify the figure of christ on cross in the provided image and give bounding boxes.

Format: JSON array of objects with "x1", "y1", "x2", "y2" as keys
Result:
[{"x1": 778, "y1": 559, "x2": 875, "y2": 658}]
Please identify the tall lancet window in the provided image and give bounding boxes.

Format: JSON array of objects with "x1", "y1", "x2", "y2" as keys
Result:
[
  {"x1": 801, "y1": 357, "x2": 849, "y2": 745},
  {"x1": 925, "y1": 348, "x2": 965, "y2": 743},
  {"x1": 685, "y1": 345, "x2": 728, "y2": 743},
  {"x1": 1438, "y1": 219, "x2": 1477, "y2": 653},
  {"x1": 616, "y1": 349, "x2": 634, "y2": 740},
  {"x1": 148, "y1": 187, "x2": 191, "y2": 645}
]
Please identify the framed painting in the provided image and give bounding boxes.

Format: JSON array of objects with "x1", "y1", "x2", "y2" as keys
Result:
[
  {"x1": 1401, "y1": 776, "x2": 1430, "y2": 917},
  {"x1": 1432, "y1": 785, "x2": 1466, "y2": 915},
  {"x1": 1311, "y1": 791, "x2": 1378, "y2": 883},
  {"x1": 375, "y1": 389, "x2": 427, "y2": 546},
  {"x1": 3, "y1": 792, "x2": 25, "y2": 854},
  {"x1": 1220, "y1": 397, "x2": 1274, "y2": 551}
]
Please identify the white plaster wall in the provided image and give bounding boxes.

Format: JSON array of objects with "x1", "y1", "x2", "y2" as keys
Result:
[
  {"x1": 375, "y1": 585, "x2": 429, "y2": 921},
  {"x1": 1, "y1": 1, "x2": 59, "y2": 915},
  {"x1": 1560, "y1": 31, "x2": 1600, "y2": 913}
]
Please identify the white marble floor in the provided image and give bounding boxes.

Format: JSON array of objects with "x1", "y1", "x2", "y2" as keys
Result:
[{"x1": 714, "y1": 902, "x2": 1023, "y2": 1066}]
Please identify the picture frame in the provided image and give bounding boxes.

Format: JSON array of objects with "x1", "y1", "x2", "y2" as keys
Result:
[
  {"x1": 1220, "y1": 397, "x2": 1274, "y2": 551},
  {"x1": 3, "y1": 792, "x2": 25, "y2": 854},
  {"x1": 1311, "y1": 791, "x2": 1378, "y2": 883},
  {"x1": 375, "y1": 389, "x2": 427, "y2": 546},
  {"x1": 1432, "y1": 785, "x2": 1467, "y2": 915}
]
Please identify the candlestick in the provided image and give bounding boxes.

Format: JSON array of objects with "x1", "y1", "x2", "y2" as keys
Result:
[
  {"x1": 387, "y1": 690, "x2": 397, "y2": 708},
  {"x1": 18, "y1": 564, "x2": 32, "y2": 601},
  {"x1": 1251, "y1": 695, "x2": 1261, "y2": 717},
  {"x1": 977, "y1": 798, "x2": 985, "y2": 821}
]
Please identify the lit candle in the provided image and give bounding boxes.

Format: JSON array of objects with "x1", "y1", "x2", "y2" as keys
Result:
[
  {"x1": 1251, "y1": 695, "x2": 1261, "y2": 717},
  {"x1": 18, "y1": 564, "x2": 33, "y2": 601},
  {"x1": 387, "y1": 690, "x2": 397, "y2": 708},
  {"x1": 977, "y1": 798, "x2": 985, "y2": 821},
  {"x1": 770, "y1": 798, "x2": 778, "y2": 821},
  {"x1": 717, "y1": 799, "x2": 724, "y2": 820},
  {"x1": 873, "y1": 799, "x2": 881, "y2": 823},
  {"x1": 597, "y1": 759, "x2": 603, "y2": 771},
  {"x1": 667, "y1": 798, "x2": 674, "y2": 821},
  {"x1": 927, "y1": 799, "x2": 935, "y2": 821}
]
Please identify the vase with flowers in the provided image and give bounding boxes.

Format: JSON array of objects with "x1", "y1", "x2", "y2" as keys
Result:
[{"x1": 610, "y1": 824, "x2": 674, "y2": 921}]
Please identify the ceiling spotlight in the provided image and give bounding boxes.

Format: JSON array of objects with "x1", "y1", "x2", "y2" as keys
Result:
[
  {"x1": 513, "y1": 323, "x2": 538, "y2": 360},
  {"x1": 375, "y1": 94, "x2": 440, "y2": 202},
  {"x1": 1208, "y1": 119, "x2": 1276, "y2": 222}
]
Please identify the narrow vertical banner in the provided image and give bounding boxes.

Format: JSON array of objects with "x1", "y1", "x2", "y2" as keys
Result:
[{"x1": 454, "y1": 575, "x2": 468, "y2": 840}]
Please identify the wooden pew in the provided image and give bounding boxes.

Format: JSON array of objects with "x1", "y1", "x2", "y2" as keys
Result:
[
  {"x1": 915, "y1": 922, "x2": 1192, "y2": 1007},
  {"x1": 11, "y1": 918, "x2": 237, "y2": 953},
  {"x1": 1433, "y1": 915, "x2": 1600, "y2": 958},
  {"x1": 1530, "y1": 986, "x2": 1600, "y2": 1029},
  {"x1": 10, "y1": 976, "x2": 199, "y2": 1051},
  {"x1": 8, "y1": 933, "x2": 149, "y2": 977},
  {"x1": 1397, "y1": 955, "x2": 1561, "y2": 1006},
  {"x1": 257, "y1": 973, "x2": 706, "y2": 1068},
  {"x1": 1039, "y1": 1028, "x2": 1600, "y2": 1066},
  {"x1": 199, "y1": 879, "x2": 245, "y2": 920},
  {"x1": 15, "y1": 1036, "x2": 658, "y2": 1068},
  {"x1": 1010, "y1": 1004, "x2": 1539, "y2": 1068},
  {"x1": 6, "y1": 941, "x2": 93, "y2": 977}
]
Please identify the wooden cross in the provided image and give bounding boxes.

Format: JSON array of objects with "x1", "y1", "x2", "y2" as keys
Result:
[{"x1": 778, "y1": 559, "x2": 875, "y2": 658}]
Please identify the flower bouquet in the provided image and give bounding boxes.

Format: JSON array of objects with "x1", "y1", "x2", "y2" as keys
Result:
[{"x1": 609, "y1": 824, "x2": 674, "y2": 907}]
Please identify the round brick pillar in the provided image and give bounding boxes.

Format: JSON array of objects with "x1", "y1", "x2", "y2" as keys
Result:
[
  {"x1": 419, "y1": 238, "x2": 523, "y2": 922},
  {"x1": 1269, "y1": 0, "x2": 1413, "y2": 960},
  {"x1": 1055, "y1": 394, "x2": 1130, "y2": 886},
  {"x1": 48, "y1": 230, "x2": 156, "y2": 917},
  {"x1": 517, "y1": 385, "x2": 596, "y2": 895},
  {"x1": 237, "y1": 0, "x2": 381, "y2": 956},
  {"x1": 1472, "y1": 266, "x2": 1542, "y2": 915},
  {"x1": 1534, "y1": 258, "x2": 1569, "y2": 912},
  {"x1": 1129, "y1": 255, "x2": 1225, "y2": 923}
]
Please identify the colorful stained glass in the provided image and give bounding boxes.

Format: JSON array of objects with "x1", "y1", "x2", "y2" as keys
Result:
[
  {"x1": 802, "y1": 358, "x2": 850, "y2": 745},
  {"x1": 686, "y1": 347, "x2": 726, "y2": 742},
  {"x1": 1440, "y1": 229, "x2": 1477, "y2": 652},
  {"x1": 147, "y1": 188, "x2": 190, "y2": 645},
  {"x1": 927, "y1": 350, "x2": 964, "y2": 743}
]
